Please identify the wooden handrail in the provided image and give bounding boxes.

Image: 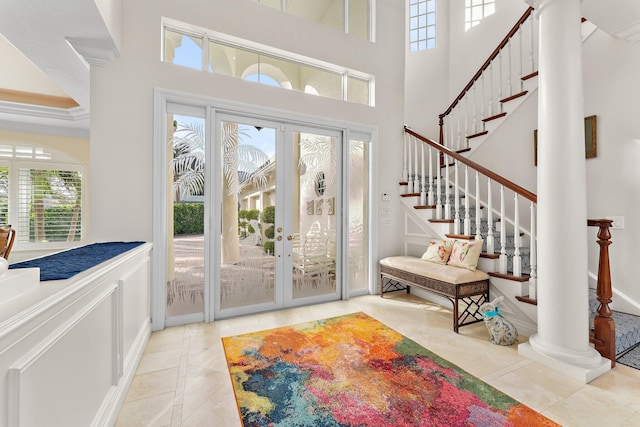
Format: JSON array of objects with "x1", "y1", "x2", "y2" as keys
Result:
[
  {"x1": 439, "y1": 6, "x2": 534, "y2": 120},
  {"x1": 588, "y1": 219, "x2": 615, "y2": 367},
  {"x1": 405, "y1": 126, "x2": 537, "y2": 204}
]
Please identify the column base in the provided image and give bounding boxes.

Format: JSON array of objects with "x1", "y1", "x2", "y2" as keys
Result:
[{"x1": 518, "y1": 340, "x2": 611, "y2": 383}]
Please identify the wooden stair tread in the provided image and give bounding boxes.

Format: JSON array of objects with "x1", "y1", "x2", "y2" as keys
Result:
[
  {"x1": 401, "y1": 193, "x2": 420, "y2": 197},
  {"x1": 521, "y1": 71, "x2": 538, "y2": 81},
  {"x1": 466, "y1": 130, "x2": 489, "y2": 139},
  {"x1": 482, "y1": 112, "x2": 507, "y2": 122},
  {"x1": 414, "y1": 205, "x2": 436, "y2": 210},
  {"x1": 456, "y1": 148, "x2": 471, "y2": 154},
  {"x1": 500, "y1": 90, "x2": 528, "y2": 103},
  {"x1": 445, "y1": 234, "x2": 475, "y2": 240},
  {"x1": 480, "y1": 252, "x2": 500, "y2": 259},
  {"x1": 488, "y1": 271, "x2": 531, "y2": 282},
  {"x1": 515, "y1": 295, "x2": 537, "y2": 305},
  {"x1": 399, "y1": 181, "x2": 408, "y2": 186},
  {"x1": 429, "y1": 219, "x2": 454, "y2": 223},
  {"x1": 440, "y1": 162, "x2": 456, "y2": 168}
]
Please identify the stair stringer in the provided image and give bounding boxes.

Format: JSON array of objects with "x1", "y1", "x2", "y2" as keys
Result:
[{"x1": 460, "y1": 79, "x2": 539, "y2": 158}]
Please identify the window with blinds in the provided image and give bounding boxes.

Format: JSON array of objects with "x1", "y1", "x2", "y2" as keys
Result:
[
  {"x1": 0, "y1": 167, "x2": 8, "y2": 225},
  {"x1": 17, "y1": 167, "x2": 83, "y2": 244}
]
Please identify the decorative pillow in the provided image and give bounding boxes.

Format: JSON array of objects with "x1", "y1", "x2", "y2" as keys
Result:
[
  {"x1": 447, "y1": 239, "x2": 484, "y2": 271},
  {"x1": 421, "y1": 239, "x2": 454, "y2": 264}
]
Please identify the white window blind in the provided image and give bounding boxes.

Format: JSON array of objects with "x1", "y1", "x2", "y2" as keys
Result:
[
  {"x1": 17, "y1": 167, "x2": 83, "y2": 244},
  {"x1": 0, "y1": 167, "x2": 8, "y2": 226}
]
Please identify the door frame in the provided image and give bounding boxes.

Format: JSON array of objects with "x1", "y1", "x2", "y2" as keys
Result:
[{"x1": 152, "y1": 88, "x2": 377, "y2": 331}]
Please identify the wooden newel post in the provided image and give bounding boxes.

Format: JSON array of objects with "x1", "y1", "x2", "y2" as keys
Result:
[
  {"x1": 587, "y1": 218, "x2": 615, "y2": 367},
  {"x1": 438, "y1": 116, "x2": 445, "y2": 167}
]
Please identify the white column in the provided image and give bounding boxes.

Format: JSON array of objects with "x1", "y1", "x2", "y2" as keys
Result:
[{"x1": 519, "y1": 0, "x2": 609, "y2": 383}]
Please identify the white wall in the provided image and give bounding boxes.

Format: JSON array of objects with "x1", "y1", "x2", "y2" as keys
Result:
[
  {"x1": 583, "y1": 29, "x2": 640, "y2": 313},
  {"x1": 90, "y1": 0, "x2": 405, "y2": 261},
  {"x1": 405, "y1": 0, "x2": 640, "y2": 313}
]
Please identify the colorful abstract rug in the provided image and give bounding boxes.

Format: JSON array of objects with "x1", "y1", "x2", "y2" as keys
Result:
[{"x1": 222, "y1": 312, "x2": 558, "y2": 426}]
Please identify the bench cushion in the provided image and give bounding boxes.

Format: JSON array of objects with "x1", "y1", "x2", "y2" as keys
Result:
[{"x1": 380, "y1": 256, "x2": 489, "y2": 285}]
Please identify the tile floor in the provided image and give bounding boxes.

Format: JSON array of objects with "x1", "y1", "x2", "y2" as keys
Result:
[{"x1": 115, "y1": 293, "x2": 640, "y2": 426}]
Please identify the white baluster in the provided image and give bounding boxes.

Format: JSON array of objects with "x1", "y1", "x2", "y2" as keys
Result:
[
  {"x1": 407, "y1": 133, "x2": 413, "y2": 193},
  {"x1": 456, "y1": 107, "x2": 462, "y2": 151},
  {"x1": 486, "y1": 179, "x2": 495, "y2": 254},
  {"x1": 489, "y1": 62, "x2": 494, "y2": 117},
  {"x1": 454, "y1": 161, "x2": 460, "y2": 234},
  {"x1": 499, "y1": 185, "x2": 507, "y2": 274},
  {"x1": 472, "y1": 85, "x2": 478, "y2": 134},
  {"x1": 529, "y1": 202, "x2": 537, "y2": 299},
  {"x1": 498, "y1": 51, "x2": 503, "y2": 109},
  {"x1": 413, "y1": 137, "x2": 420, "y2": 195},
  {"x1": 402, "y1": 132, "x2": 408, "y2": 183},
  {"x1": 464, "y1": 95, "x2": 469, "y2": 146},
  {"x1": 529, "y1": 15, "x2": 535, "y2": 74},
  {"x1": 507, "y1": 39, "x2": 513, "y2": 96},
  {"x1": 518, "y1": 26, "x2": 523, "y2": 87},
  {"x1": 464, "y1": 166, "x2": 471, "y2": 235},
  {"x1": 444, "y1": 156, "x2": 451, "y2": 220},
  {"x1": 475, "y1": 171, "x2": 482, "y2": 241},
  {"x1": 513, "y1": 193, "x2": 522, "y2": 276},
  {"x1": 436, "y1": 155, "x2": 442, "y2": 219},
  {"x1": 480, "y1": 74, "x2": 485, "y2": 123},
  {"x1": 420, "y1": 142, "x2": 426, "y2": 206},
  {"x1": 428, "y1": 147, "x2": 434, "y2": 205}
]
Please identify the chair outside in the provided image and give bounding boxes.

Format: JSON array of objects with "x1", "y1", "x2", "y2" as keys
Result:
[{"x1": 0, "y1": 225, "x2": 16, "y2": 260}]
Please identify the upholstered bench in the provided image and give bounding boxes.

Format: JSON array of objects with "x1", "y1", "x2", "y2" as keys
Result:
[{"x1": 380, "y1": 255, "x2": 490, "y2": 333}]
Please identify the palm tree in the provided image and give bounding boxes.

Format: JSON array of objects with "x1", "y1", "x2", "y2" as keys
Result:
[{"x1": 171, "y1": 121, "x2": 271, "y2": 199}]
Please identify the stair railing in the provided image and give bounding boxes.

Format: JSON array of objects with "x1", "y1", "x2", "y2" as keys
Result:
[
  {"x1": 405, "y1": 126, "x2": 537, "y2": 292},
  {"x1": 438, "y1": 6, "x2": 537, "y2": 153},
  {"x1": 588, "y1": 219, "x2": 616, "y2": 367},
  {"x1": 405, "y1": 128, "x2": 616, "y2": 354}
]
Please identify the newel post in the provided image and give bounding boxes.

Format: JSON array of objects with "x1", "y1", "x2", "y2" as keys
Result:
[
  {"x1": 588, "y1": 219, "x2": 615, "y2": 367},
  {"x1": 438, "y1": 115, "x2": 445, "y2": 167}
]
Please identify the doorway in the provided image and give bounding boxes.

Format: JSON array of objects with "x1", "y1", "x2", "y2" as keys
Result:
[
  {"x1": 214, "y1": 115, "x2": 342, "y2": 318},
  {"x1": 154, "y1": 93, "x2": 372, "y2": 329}
]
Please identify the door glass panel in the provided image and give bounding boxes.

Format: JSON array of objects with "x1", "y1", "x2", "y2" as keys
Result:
[
  {"x1": 167, "y1": 114, "x2": 205, "y2": 318},
  {"x1": 348, "y1": 138, "x2": 369, "y2": 292},
  {"x1": 293, "y1": 131, "x2": 337, "y2": 299},
  {"x1": 220, "y1": 121, "x2": 277, "y2": 310}
]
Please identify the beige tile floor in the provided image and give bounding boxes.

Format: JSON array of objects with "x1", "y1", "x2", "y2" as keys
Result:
[{"x1": 115, "y1": 294, "x2": 640, "y2": 426}]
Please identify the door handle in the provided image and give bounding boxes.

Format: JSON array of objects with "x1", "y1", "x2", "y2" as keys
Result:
[
  {"x1": 277, "y1": 236, "x2": 282, "y2": 241},
  {"x1": 277, "y1": 227, "x2": 283, "y2": 233},
  {"x1": 287, "y1": 235, "x2": 293, "y2": 241}
]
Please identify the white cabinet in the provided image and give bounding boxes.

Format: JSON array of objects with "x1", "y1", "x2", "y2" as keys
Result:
[{"x1": 0, "y1": 243, "x2": 152, "y2": 427}]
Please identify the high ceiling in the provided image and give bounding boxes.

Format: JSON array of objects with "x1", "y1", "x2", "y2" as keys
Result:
[{"x1": 0, "y1": 0, "x2": 638, "y2": 138}]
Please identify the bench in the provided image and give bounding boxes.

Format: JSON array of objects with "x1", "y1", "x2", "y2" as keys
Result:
[{"x1": 380, "y1": 256, "x2": 490, "y2": 333}]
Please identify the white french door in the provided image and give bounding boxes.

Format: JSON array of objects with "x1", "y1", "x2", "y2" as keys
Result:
[
  {"x1": 214, "y1": 114, "x2": 342, "y2": 319},
  {"x1": 154, "y1": 91, "x2": 372, "y2": 330}
]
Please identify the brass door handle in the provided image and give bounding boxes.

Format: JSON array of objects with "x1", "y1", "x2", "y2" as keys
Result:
[
  {"x1": 287, "y1": 235, "x2": 293, "y2": 241},
  {"x1": 277, "y1": 236, "x2": 282, "y2": 241}
]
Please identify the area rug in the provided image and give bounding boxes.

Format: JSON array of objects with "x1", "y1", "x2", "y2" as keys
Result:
[
  {"x1": 222, "y1": 312, "x2": 558, "y2": 426},
  {"x1": 618, "y1": 343, "x2": 640, "y2": 370}
]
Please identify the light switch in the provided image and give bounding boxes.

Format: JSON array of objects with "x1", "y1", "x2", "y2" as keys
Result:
[{"x1": 606, "y1": 216, "x2": 624, "y2": 229}]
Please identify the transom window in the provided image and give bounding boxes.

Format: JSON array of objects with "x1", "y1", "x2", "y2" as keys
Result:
[
  {"x1": 465, "y1": 0, "x2": 495, "y2": 31},
  {"x1": 0, "y1": 144, "x2": 84, "y2": 247},
  {"x1": 409, "y1": 0, "x2": 436, "y2": 52},
  {"x1": 162, "y1": 20, "x2": 374, "y2": 106}
]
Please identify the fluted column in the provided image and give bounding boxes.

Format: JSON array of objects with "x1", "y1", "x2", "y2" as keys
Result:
[{"x1": 518, "y1": 0, "x2": 610, "y2": 383}]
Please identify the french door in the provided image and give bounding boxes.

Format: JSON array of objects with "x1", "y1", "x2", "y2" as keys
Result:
[{"x1": 214, "y1": 114, "x2": 342, "y2": 318}]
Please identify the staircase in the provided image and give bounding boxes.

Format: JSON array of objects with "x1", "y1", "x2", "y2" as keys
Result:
[{"x1": 401, "y1": 6, "x2": 640, "y2": 366}]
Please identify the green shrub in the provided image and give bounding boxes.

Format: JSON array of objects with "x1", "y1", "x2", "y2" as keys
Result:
[
  {"x1": 247, "y1": 209, "x2": 260, "y2": 221},
  {"x1": 174, "y1": 203, "x2": 204, "y2": 235},
  {"x1": 261, "y1": 205, "x2": 275, "y2": 224},
  {"x1": 264, "y1": 225, "x2": 274, "y2": 239},
  {"x1": 263, "y1": 241, "x2": 275, "y2": 254}
]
